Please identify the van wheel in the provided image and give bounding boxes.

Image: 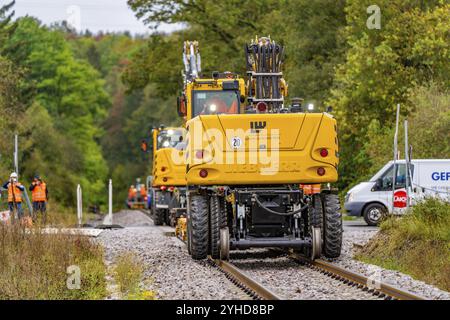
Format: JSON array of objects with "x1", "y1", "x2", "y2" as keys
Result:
[{"x1": 363, "y1": 203, "x2": 386, "y2": 226}]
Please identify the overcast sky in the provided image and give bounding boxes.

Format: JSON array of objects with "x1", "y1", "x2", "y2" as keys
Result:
[{"x1": 13, "y1": 0, "x2": 182, "y2": 34}]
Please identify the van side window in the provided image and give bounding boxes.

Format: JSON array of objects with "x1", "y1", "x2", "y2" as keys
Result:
[{"x1": 378, "y1": 164, "x2": 414, "y2": 190}]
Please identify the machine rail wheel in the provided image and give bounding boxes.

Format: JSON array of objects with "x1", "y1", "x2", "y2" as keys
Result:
[
  {"x1": 309, "y1": 194, "x2": 323, "y2": 228},
  {"x1": 310, "y1": 227, "x2": 322, "y2": 260},
  {"x1": 209, "y1": 195, "x2": 221, "y2": 259},
  {"x1": 321, "y1": 193, "x2": 343, "y2": 258},
  {"x1": 187, "y1": 214, "x2": 192, "y2": 255},
  {"x1": 219, "y1": 227, "x2": 230, "y2": 261},
  {"x1": 189, "y1": 194, "x2": 209, "y2": 260},
  {"x1": 164, "y1": 210, "x2": 171, "y2": 226},
  {"x1": 153, "y1": 209, "x2": 165, "y2": 226}
]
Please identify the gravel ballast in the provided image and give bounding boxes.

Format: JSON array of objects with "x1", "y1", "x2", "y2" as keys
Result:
[
  {"x1": 96, "y1": 211, "x2": 449, "y2": 300},
  {"x1": 97, "y1": 210, "x2": 249, "y2": 300},
  {"x1": 231, "y1": 249, "x2": 381, "y2": 300}
]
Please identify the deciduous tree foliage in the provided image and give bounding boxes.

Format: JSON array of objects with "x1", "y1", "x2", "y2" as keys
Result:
[
  {"x1": 1, "y1": 14, "x2": 111, "y2": 207},
  {"x1": 329, "y1": 1, "x2": 449, "y2": 189},
  {"x1": 126, "y1": 0, "x2": 449, "y2": 192}
]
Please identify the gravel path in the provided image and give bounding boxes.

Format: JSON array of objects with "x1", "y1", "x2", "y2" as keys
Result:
[
  {"x1": 332, "y1": 224, "x2": 450, "y2": 300},
  {"x1": 97, "y1": 210, "x2": 249, "y2": 300}
]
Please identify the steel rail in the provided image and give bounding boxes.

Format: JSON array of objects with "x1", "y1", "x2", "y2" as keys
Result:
[
  {"x1": 209, "y1": 258, "x2": 282, "y2": 300},
  {"x1": 290, "y1": 252, "x2": 426, "y2": 300},
  {"x1": 160, "y1": 220, "x2": 282, "y2": 300}
]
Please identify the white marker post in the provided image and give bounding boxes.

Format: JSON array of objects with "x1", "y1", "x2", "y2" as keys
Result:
[
  {"x1": 106, "y1": 179, "x2": 113, "y2": 226},
  {"x1": 14, "y1": 134, "x2": 18, "y2": 175},
  {"x1": 97, "y1": 179, "x2": 122, "y2": 229},
  {"x1": 77, "y1": 184, "x2": 82, "y2": 227},
  {"x1": 392, "y1": 104, "x2": 400, "y2": 214},
  {"x1": 404, "y1": 119, "x2": 410, "y2": 210}
]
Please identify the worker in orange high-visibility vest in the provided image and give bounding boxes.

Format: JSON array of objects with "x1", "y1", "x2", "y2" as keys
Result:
[
  {"x1": 128, "y1": 185, "x2": 137, "y2": 201},
  {"x1": 2, "y1": 172, "x2": 25, "y2": 219},
  {"x1": 29, "y1": 175, "x2": 48, "y2": 223},
  {"x1": 139, "y1": 184, "x2": 146, "y2": 199}
]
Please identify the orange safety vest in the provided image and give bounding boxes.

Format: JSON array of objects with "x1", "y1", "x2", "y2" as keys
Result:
[
  {"x1": 32, "y1": 182, "x2": 47, "y2": 202},
  {"x1": 140, "y1": 185, "x2": 146, "y2": 197},
  {"x1": 8, "y1": 183, "x2": 23, "y2": 203},
  {"x1": 128, "y1": 187, "x2": 137, "y2": 199}
]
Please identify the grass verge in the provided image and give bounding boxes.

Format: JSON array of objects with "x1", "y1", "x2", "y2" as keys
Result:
[
  {"x1": 113, "y1": 253, "x2": 156, "y2": 300},
  {"x1": 355, "y1": 197, "x2": 450, "y2": 291},
  {"x1": 0, "y1": 223, "x2": 107, "y2": 299}
]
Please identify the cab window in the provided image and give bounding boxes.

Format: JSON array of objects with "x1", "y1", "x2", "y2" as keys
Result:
[
  {"x1": 378, "y1": 164, "x2": 414, "y2": 190},
  {"x1": 192, "y1": 90, "x2": 240, "y2": 117},
  {"x1": 157, "y1": 129, "x2": 184, "y2": 149}
]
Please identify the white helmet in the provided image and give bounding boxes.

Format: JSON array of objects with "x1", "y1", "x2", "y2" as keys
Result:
[{"x1": 10, "y1": 172, "x2": 18, "y2": 179}]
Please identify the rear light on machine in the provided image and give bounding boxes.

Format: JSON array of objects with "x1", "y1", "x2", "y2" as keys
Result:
[
  {"x1": 199, "y1": 169, "x2": 208, "y2": 178},
  {"x1": 317, "y1": 167, "x2": 326, "y2": 176},
  {"x1": 256, "y1": 102, "x2": 268, "y2": 113},
  {"x1": 160, "y1": 186, "x2": 167, "y2": 191},
  {"x1": 168, "y1": 186, "x2": 175, "y2": 192},
  {"x1": 320, "y1": 148, "x2": 328, "y2": 157}
]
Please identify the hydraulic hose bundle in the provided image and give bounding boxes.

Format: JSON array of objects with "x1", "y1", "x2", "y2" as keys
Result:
[{"x1": 245, "y1": 37, "x2": 287, "y2": 112}]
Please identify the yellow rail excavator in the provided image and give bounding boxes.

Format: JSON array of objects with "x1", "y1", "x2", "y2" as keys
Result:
[
  {"x1": 149, "y1": 126, "x2": 187, "y2": 228},
  {"x1": 180, "y1": 37, "x2": 342, "y2": 261}
]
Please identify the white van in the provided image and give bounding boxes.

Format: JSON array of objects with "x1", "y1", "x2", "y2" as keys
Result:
[{"x1": 344, "y1": 159, "x2": 450, "y2": 226}]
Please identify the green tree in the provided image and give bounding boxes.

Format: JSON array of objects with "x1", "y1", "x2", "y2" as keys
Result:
[
  {"x1": 3, "y1": 17, "x2": 111, "y2": 206},
  {"x1": 329, "y1": 1, "x2": 449, "y2": 189}
]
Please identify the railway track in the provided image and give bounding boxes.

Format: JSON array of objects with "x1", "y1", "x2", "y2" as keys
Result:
[
  {"x1": 208, "y1": 257, "x2": 282, "y2": 300},
  {"x1": 160, "y1": 222, "x2": 282, "y2": 300},
  {"x1": 154, "y1": 213, "x2": 425, "y2": 300},
  {"x1": 288, "y1": 252, "x2": 426, "y2": 300}
]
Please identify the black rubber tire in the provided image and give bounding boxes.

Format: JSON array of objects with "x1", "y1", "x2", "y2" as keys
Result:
[
  {"x1": 188, "y1": 194, "x2": 209, "y2": 260},
  {"x1": 209, "y1": 195, "x2": 220, "y2": 259},
  {"x1": 363, "y1": 203, "x2": 386, "y2": 226},
  {"x1": 187, "y1": 212, "x2": 192, "y2": 255},
  {"x1": 321, "y1": 193, "x2": 343, "y2": 259},
  {"x1": 153, "y1": 209, "x2": 165, "y2": 226},
  {"x1": 309, "y1": 194, "x2": 323, "y2": 228},
  {"x1": 164, "y1": 210, "x2": 172, "y2": 226}
]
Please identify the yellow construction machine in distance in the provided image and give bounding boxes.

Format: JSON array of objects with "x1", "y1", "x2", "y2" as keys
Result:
[{"x1": 150, "y1": 126, "x2": 187, "y2": 227}]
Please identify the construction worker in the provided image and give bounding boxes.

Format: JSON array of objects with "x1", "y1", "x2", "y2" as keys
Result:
[
  {"x1": 128, "y1": 185, "x2": 137, "y2": 201},
  {"x1": 139, "y1": 184, "x2": 146, "y2": 202},
  {"x1": 2, "y1": 172, "x2": 24, "y2": 219},
  {"x1": 29, "y1": 175, "x2": 48, "y2": 223}
]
